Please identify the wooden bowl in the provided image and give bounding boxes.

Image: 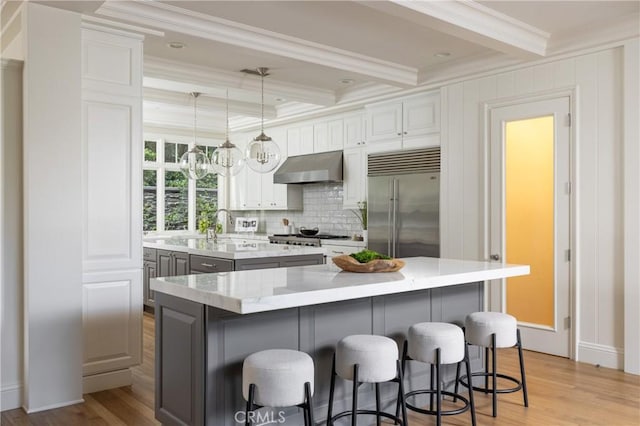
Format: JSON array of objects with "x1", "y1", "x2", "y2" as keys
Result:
[{"x1": 332, "y1": 254, "x2": 405, "y2": 273}]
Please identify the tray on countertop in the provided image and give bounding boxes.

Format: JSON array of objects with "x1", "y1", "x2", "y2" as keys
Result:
[{"x1": 332, "y1": 254, "x2": 405, "y2": 273}]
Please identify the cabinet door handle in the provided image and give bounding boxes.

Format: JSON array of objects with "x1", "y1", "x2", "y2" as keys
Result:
[
  {"x1": 201, "y1": 263, "x2": 216, "y2": 268},
  {"x1": 404, "y1": 131, "x2": 408, "y2": 135},
  {"x1": 397, "y1": 132, "x2": 402, "y2": 136},
  {"x1": 331, "y1": 250, "x2": 345, "y2": 254}
]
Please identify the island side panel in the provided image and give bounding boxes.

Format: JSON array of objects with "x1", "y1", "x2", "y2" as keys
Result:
[
  {"x1": 206, "y1": 306, "x2": 302, "y2": 425},
  {"x1": 155, "y1": 292, "x2": 205, "y2": 426}
]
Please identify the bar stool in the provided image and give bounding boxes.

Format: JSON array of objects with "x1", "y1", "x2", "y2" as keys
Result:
[
  {"x1": 458, "y1": 312, "x2": 529, "y2": 417},
  {"x1": 398, "y1": 322, "x2": 476, "y2": 426},
  {"x1": 242, "y1": 349, "x2": 315, "y2": 426},
  {"x1": 327, "y1": 334, "x2": 408, "y2": 425}
]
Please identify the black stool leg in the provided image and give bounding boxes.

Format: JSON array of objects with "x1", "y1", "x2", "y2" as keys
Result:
[
  {"x1": 453, "y1": 360, "x2": 461, "y2": 403},
  {"x1": 395, "y1": 340, "x2": 408, "y2": 423},
  {"x1": 375, "y1": 383, "x2": 381, "y2": 426},
  {"x1": 396, "y1": 360, "x2": 408, "y2": 426},
  {"x1": 352, "y1": 364, "x2": 359, "y2": 426},
  {"x1": 327, "y1": 354, "x2": 336, "y2": 426},
  {"x1": 305, "y1": 381, "x2": 315, "y2": 426},
  {"x1": 245, "y1": 383, "x2": 256, "y2": 426},
  {"x1": 429, "y1": 364, "x2": 435, "y2": 411},
  {"x1": 517, "y1": 329, "x2": 529, "y2": 407},
  {"x1": 435, "y1": 348, "x2": 442, "y2": 426},
  {"x1": 484, "y1": 346, "x2": 490, "y2": 394},
  {"x1": 491, "y1": 333, "x2": 497, "y2": 417},
  {"x1": 464, "y1": 344, "x2": 477, "y2": 426}
]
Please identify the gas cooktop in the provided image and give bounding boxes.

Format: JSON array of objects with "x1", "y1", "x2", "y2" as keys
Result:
[
  {"x1": 268, "y1": 234, "x2": 351, "y2": 247},
  {"x1": 272, "y1": 234, "x2": 351, "y2": 239}
]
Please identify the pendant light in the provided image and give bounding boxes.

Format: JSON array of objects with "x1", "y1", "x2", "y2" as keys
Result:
[
  {"x1": 246, "y1": 67, "x2": 281, "y2": 173},
  {"x1": 179, "y1": 92, "x2": 210, "y2": 180},
  {"x1": 210, "y1": 90, "x2": 245, "y2": 176}
]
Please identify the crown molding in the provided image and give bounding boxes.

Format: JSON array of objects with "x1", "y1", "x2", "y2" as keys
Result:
[
  {"x1": 547, "y1": 13, "x2": 640, "y2": 56},
  {"x1": 143, "y1": 87, "x2": 276, "y2": 120},
  {"x1": 1, "y1": 58, "x2": 23, "y2": 69},
  {"x1": 96, "y1": 0, "x2": 418, "y2": 87},
  {"x1": 361, "y1": 0, "x2": 549, "y2": 58},
  {"x1": 81, "y1": 15, "x2": 164, "y2": 38},
  {"x1": 275, "y1": 102, "x2": 325, "y2": 118},
  {"x1": 336, "y1": 82, "x2": 402, "y2": 104},
  {"x1": 144, "y1": 56, "x2": 336, "y2": 107}
]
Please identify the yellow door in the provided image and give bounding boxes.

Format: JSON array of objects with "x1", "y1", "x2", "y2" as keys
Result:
[{"x1": 489, "y1": 97, "x2": 571, "y2": 357}]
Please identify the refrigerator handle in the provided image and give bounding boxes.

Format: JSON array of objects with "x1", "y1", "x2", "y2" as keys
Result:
[
  {"x1": 392, "y1": 178, "x2": 398, "y2": 258},
  {"x1": 388, "y1": 178, "x2": 393, "y2": 257}
]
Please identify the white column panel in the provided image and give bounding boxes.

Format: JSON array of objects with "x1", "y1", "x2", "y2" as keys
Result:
[
  {"x1": 82, "y1": 92, "x2": 142, "y2": 272},
  {"x1": 82, "y1": 270, "x2": 142, "y2": 376},
  {"x1": 623, "y1": 38, "x2": 640, "y2": 375},
  {"x1": 22, "y1": 3, "x2": 83, "y2": 412}
]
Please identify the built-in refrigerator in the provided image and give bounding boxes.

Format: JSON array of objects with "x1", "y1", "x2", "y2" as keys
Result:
[{"x1": 367, "y1": 148, "x2": 440, "y2": 258}]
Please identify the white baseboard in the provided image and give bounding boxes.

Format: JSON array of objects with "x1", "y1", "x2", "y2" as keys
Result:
[
  {"x1": 1, "y1": 383, "x2": 23, "y2": 412},
  {"x1": 578, "y1": 341, "x2": 624, "y2": 370},
  {"x1": 82, "y1": 369, "x2": 132, "y2": 394},
  {"x1": 25, "y1": 398, "x2": 85, "y2": 414}
]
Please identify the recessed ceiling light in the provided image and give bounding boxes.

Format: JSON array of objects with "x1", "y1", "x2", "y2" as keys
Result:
[
  {"x1": 339, "y1": 78, "x2": 355, "y2": 85},
  {"x1": 167, "y1": 41, "x2": 186, "y2": 49},
  {"x1": 434, "y1": 52, "x2": 451, "y2": 58}
]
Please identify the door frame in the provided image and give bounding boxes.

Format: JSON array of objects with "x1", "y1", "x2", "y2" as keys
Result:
[{"x1": 482, "y1": 88, "x2": 578, "y2": 360}]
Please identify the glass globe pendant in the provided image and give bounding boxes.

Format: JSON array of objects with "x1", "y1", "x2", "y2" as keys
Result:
[
  {"x1": 246, "y1": 67, "x2": 281, "y2": 173},
  {"x1": 210, "y1": 90, "x2": 245, "y2": 176},
  {"x1": 179, "y1": 92, "x2": 210, "y2": 180}
]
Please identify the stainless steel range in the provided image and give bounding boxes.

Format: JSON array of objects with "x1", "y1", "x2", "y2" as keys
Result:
[{"x1": 268, "y1": 234, "x2": 351, "y2": 247}]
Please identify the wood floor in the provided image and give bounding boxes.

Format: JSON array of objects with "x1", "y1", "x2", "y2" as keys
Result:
[{"x1": 2, "y1": 313, "x2": 639, "y2": 425}]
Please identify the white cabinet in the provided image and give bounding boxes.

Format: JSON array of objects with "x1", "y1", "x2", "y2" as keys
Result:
[
  {"x1": 230, "y1": 129, "x2": 302, "y2": 210},
  {"x1": 342, "y1": 147, "x2": 366, "y2": 209},
  {"x1": 81, "y1": 26, "x2": 143, "y2": 393},
  {"x1": 366, "y1": 92, "x2": 440, "y2": 148},
  {"x1": 287, "y1": 124, "x2": 314, "y2": 156},
  {"x1": 344, "y1": 113, "x2": 365, "y2": 148},
  {"x1": 314, "y1": 119, "x2": 345, "y2": 152}
]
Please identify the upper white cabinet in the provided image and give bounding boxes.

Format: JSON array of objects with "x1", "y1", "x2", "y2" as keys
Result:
[
  {"x1": 314, "y1": 119, "x2": 345, "y2": 153},
  {"x1": 287, "y1": 124, "x2": 314, "y2": 156},
  {"x1": 366, "y1": 92, "x2": 440, "y2": 147},
  {"x1": 229, "y1": 128, "x2": 302, "y2": 211},
  {"x1": 344, "y1": 113, "x2": 365, "y2": 149},
  {"x1": 342, "y1": 147, "x2": 366, "y2": 209}
]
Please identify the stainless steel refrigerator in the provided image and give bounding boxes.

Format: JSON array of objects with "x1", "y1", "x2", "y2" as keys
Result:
[{"x1": 367, "y1": 148, "x2": 440, "y2": 258}]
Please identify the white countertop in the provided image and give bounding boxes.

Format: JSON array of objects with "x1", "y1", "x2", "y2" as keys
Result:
[
  {"x1": 151, "y1": 257, "x2": 530, "y2": 314},
  {"x1": 143, "y1": 237, "x2": 325, "y2": 259}
]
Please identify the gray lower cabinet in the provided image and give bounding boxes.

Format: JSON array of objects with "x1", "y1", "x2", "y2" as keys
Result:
[
  {"x1": 234, "y1": 254, "x2": 324, "y2": 271},
  {"x1": 157, "y1": 249, "x2": 190, "y2": 278},
  {"x1": 154, "y1": 282, "x2": 483, "y2": 425},
  {"x1": 190, "y1": 255, "x2": 234, "y2": 274},
  {"x1": 143, "y1": 248, "x2": 157, "y2": 310}
]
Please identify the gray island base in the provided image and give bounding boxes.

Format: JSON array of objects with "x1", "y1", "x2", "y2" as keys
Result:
[{"x1": 151, "y1": 257, "x2": 529, "y2": 425}]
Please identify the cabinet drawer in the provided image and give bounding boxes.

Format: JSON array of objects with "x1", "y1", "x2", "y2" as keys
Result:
[
  {"x1": 143, "y1": 247, "x2": 156, "y2": 261},
  {"x1": 190, "y1": 255, "x2": 234, "y2": 273}
]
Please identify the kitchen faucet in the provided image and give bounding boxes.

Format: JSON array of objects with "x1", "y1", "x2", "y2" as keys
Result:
[{"x1": 208, "y1": 209, "x2": 233, "y2": 243}]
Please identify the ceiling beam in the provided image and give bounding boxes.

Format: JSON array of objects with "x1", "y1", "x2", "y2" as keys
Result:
[
  {"x1": 96, "y1": 0, "x2": 418, "y2": 87},
  {"x1": 143, "y1": 87, "x2": 277, "y2": 120},
  {"x1": 144, "y1": 56, "x2": 336, "y2": 107},
  {"x1": 361, "y1": 0, "x2": 549, "y2": 58}
]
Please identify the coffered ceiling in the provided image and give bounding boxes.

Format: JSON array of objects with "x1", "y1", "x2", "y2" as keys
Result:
[{"x1": 21, "y1": 0, "x2": 640, "y2": 136}]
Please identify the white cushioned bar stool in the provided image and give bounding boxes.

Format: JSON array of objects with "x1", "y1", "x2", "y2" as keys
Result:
[
  {"x1": 327, "y1": 334, "x2": 408, "y2": 426},
  {"x1": 242, "y1": 349, "x2": 315, "y2": 426},
  {"x1": 398, "y1": 322, "x2": 476, "y2": 426},
  {"x1": 457, "y1": 312, "x2": 529, "y2": 417}
]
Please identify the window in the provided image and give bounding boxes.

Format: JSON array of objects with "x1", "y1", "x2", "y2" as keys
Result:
[{"x1": 143, "y1": 137, "x2": 219, "y2": 233}]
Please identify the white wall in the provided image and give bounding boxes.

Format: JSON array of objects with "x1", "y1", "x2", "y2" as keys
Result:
[
  {"x1": 623, "y1": 39, "x2": 640, "y2": 375},
  {"x1": 440, "y1": 46, "x2": 631, "y2": 370},
  {"x1": 1, "y1": 59, "x2": 24, "y2": 411},
  {"x1": 22, "y1": 3, "x2": 83, "y2": 411}
]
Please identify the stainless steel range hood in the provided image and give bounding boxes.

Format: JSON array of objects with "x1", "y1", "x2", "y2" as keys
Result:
[{"x1": 273, "y1": 151, "x2": 343, "y2": 184}]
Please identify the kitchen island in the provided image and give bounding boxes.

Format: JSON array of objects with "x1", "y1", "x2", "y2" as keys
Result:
[{"x1": 151, "y1": 257, "x2": 529, "y2": 425}]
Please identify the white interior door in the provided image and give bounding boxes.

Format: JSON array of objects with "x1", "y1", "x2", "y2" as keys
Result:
[{"x1": 488, "y1": 96, "x2": 572, "y2": 357}]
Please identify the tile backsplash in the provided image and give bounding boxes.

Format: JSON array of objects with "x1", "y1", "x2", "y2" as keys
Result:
[{"x1": 232, "y1": 183, "x2": 364, "y2": 236}]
